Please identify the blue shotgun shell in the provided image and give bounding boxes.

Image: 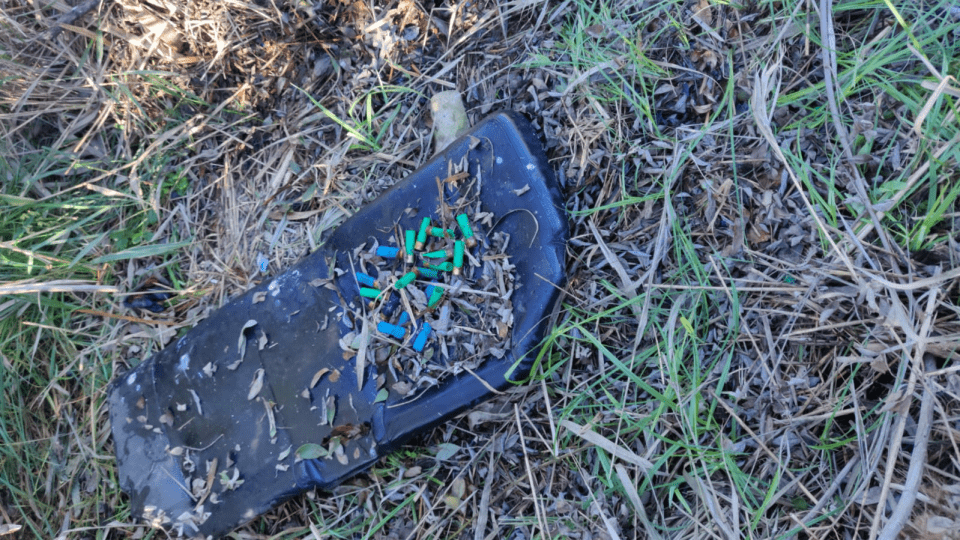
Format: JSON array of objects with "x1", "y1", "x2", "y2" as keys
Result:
[
  {"x1": 377, "y1": 321, "x2": 406, "y2": 339},
  {"x1": 356, "y1": 272, "x2": 377, "y2": 288},
  {"x1": 376, "y1": 246, "x2": 400, "y2": 259},
  {"x1": 414, "y1": 266, "x2": 439, "y2": 279},
  {"x1": 412, "y1": 323, "x2": 432, "y2": 352}
]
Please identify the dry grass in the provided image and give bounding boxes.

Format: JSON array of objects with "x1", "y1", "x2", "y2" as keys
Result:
[{"x1": 2, "y1": 0, "x2": 960, "y2": 538}]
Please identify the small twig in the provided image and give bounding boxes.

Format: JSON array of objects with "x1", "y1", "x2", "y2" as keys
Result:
[
  {"x1": 869, "y1": 284, "x2": 940, "y2": 539},
  {"x1": 818, "y1": 0, "x2": 897, "y2": 258},
  {"x1": 0, "y1": 280, "x2": 118, "y2": 295},
  {"x1": 44, "y1": 0, "x2": 104, "y2": 41},
  {"x1": 490, "y1": 207, "x2": 539, "y2": 248},
  {"x1": 798, "y1": 452, "x2": 861, "y2": 526},
  {"x1": 460, "y1": 364, "x2": 504, "y2": 395},
  {"x1": 614, "y1": 464, "x2": 663, "y2": 540},
  {"x1": 474, "y1": 450, "x2": 495, "y2": 540},
  {"x1": 515, "y1": 404, "x2": 549, "y2": 538},
  {"x1": 877, "y1": 355, "x2": 937, "y2": 540},
  {"x1": 751, "y1": 51, "x2": 858, "y2": 280},
  {"x1": 75, "y1": 308, "x2": 178, "y2": 326}
]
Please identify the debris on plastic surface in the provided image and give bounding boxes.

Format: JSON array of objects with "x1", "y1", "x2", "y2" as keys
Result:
[
  {"x1": 107, "y1": 112, "x2": 568, "y2": 539},
  {"x1": 346, "y1": 164, "x2": 517, "y2": 404}
]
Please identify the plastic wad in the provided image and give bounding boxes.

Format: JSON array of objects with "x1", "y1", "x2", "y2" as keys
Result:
[{"x1": 107, "y1": 111, "x2": 568, "y2": 538}]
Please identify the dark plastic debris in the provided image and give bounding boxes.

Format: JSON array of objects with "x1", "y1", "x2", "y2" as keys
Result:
[{"x1": 107, "y1": 111, "x2": 568, "y2": 538}]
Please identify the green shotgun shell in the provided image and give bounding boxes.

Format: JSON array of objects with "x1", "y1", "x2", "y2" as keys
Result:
[
  {"x1": 359, "y1": 287, "x2": 383, "y2": 299},
  {"x1": 427, "y1": 262, "x2": 454, "y2": 272},
  {"x1": 456, "y1": 214, "x2": 476, "y2": 247},
  {"x1": 453, "y1": 240, "x2": 464, "y2": 276},
  {"x1": 415, "y1": 217, "x2": 430, "y2": 250},
  {"x1": 403, "y1": 229, "x2": 417, "y2": 258},
  {"x1": 394, "y1": 271, "x2": 417, "y2": 290},
  {"x1": 422, "y1": 249, "x2": 451, "y2": 260},
  {"x1": 428, "y1": 227, "x2": 454, "y2": 238},
  {"x1": 360, "y1": 287, "x2": 387, "y2": 308},
  {"x1": 426, "y1": 285, "x2": 444, "y2": 308}
]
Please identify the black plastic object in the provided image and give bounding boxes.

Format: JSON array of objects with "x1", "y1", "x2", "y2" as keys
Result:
[{"x1": 107, "y1": 111, "x2": 568, "y2": 538}]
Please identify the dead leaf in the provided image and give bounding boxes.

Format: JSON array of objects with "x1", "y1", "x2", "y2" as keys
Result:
[
  {"x1": 252, "y1": 291, "x2": 267, "y2": 304},
  {"x1": 356, "y1": 317, "x2": 370, "y2": 391},
  {"x1": 511, "y1": 184, "x2": 531, "y2": 196},
  {"x1": 330, "y1": 423, "x2": 363, "y2": 439},
  {"x1": 326, "y1": 395, "x2": 336, "y2": 425},
  {"x1": 310, "y1": 368, "x2": 330, "y2": 388},
  {"x1": 310, "y1": 278, "x2": 334, "y2": 289},
  {"x1": 237, "y1": 319, "x2": 257, "y2": 362},
  {"x1": 924, "y1": 515, "x2": 958, "y2": 534},
  {"x1": 247, "y1": 368, "x2": 264, "y2": 400},
  {"x1": 435, "y1": 442, "x2": 459, "y2": 461},
  {"x1": 585, "y1": 24, "x2": 606, "y2": 38},
  {"x1": 0, "y1": 524, "x2": 23, "y2": 535},
  {"x1": 295, "y1": 443, "x2": 328, "y2": 460},
  {"x1": 692, "y1": 0, "x2": 713, "y2": 26},
  {"x1": 560, "y1": 419, "x2": 653, "y2": 470},
  {"x1": 391, "y1": 381, "x2": 412, "y2": 396}
]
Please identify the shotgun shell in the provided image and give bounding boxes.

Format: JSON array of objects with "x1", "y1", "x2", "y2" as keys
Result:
[
  {"x1": 428, "y1": 227, "x2": 455, "y2": 239},
  {"x1": 377, "y1": 321, "x2": 407, "y2": 339},
  {"x1": 394, "y1": 271, "x2": 417, "y2": 290},
  {"x1": 453, "y1": 240, "x2": 464, "y2": 276},
  {"x1": 422, "y1": 249, "x2": 452, "y2": 260},
  {"x1": 375, "y1": 246, "x2": 400, "y2": 259},
  {"x1": 426, "y1": 284, "x2": 444, "y2": 308},
  {"x1": 404, "y1": 230, "x2": 416, "y2": 263},
  {"x1": 396, "y1": 311, "x2": 410, "y2": 326},
  {"x1": 359, "y1": 287, "x2": 383, "y2": 300},
  {"x1": 414, "y1": 266, "x2": 439, "y2": 279},
  {"x1": 456, "y1": 214, "x2": 476, "y2": 248},
  {"x1": 415, "y1": 217, "x2": 430, "y2": 250},
  {"x1": 355, "y1": 272, "x2": 378, "y2": 288},
  {"x1": 412, "y1": 322, "x2": 432, "y2": 352},
  {"x1": 427, "y1": 262, "x2": 454, "y2": 272},
  {"x1": 360, "y1": 287, "x2": 388, "y2": 309}
]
